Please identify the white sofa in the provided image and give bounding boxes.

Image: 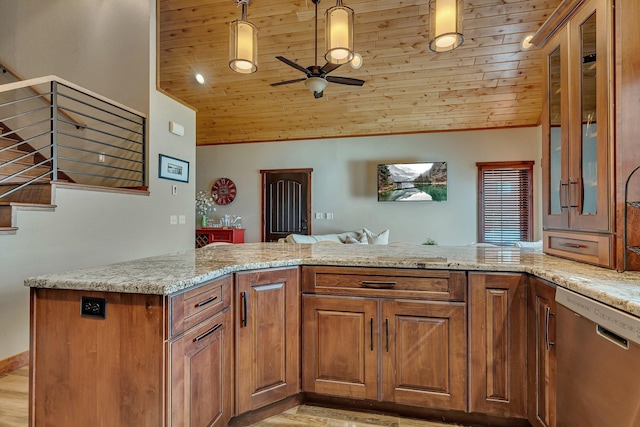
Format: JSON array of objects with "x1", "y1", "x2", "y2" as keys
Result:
[{"x1": 279, "y1": 228, "x2": 389, "y2": 245}]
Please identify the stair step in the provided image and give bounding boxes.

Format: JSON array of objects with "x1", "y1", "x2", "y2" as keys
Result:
[
  {"x1": 0, "y1": 226, "x2": 18, "y2": 235},
  {"x1": 0, "y1": 163, "x2": 51, "y2": 179},
  {"x1": 0, "y1": 202, "x2": 56, "y2": 228},
  {"x1": 0, "y1": 181, "x2": 54, "y2": 204},
  {"x1": 0, "y1": 147, "x2": 36, "y2": 164},
  {"x1": 0, "y1": 136, "x2": 21, "y2": 149}
]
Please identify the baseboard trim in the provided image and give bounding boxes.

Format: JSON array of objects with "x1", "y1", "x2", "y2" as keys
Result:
[{"x1": 0, "y1": 350, "x2": 29, "y2": 376}]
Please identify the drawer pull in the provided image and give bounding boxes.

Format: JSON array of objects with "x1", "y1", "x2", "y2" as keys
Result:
[
  {"x1": 241, "y1": 291, "x2": 247, "y2": 327},
  {"x1": 560, "y1": 242, "x2": 585, "y2": 249},
  {"x1": 195, "y1": 295, "x2": 218, "y2": 308},
  {"x1": 194, "y1": 323, "x2": 222, "y2": 342},
  {"x1": 361, "y1": 280, "x2": 397, "y2": 289}
]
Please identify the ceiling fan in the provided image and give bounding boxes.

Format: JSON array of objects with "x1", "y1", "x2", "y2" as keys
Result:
[{"x1": 270, "y1": 0, "x2": 364, "y2": 99}]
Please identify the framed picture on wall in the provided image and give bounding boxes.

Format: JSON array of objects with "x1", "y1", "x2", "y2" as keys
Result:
[
  {"x1": 158, "y1": 154, "x2": 189, "y2": 183},
  {"x1": 377, "y1": 162, "x2": 447, "y2": 202}
]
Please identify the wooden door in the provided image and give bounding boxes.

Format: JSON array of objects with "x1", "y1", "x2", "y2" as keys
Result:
[
  {"x1": 169, "y1": 309, "x2": 233, "y2": 427},
  {"x1": 261, "y1": 169, "x2": 312, "y2": 242},
  {"x1": 468, "y1": 272, "x2": 527, "y2": 418},
  {"x1": 527, "y1": 278, "x2": 557, "y2": 427},
  {"x1": 235, "y1": 268, "x2": 300, "y2": 413},
  {"x1": 381, "y1": 299, "x2": 467, "y2": 411},
  {"x1": 302, "y1": 295, "x2": 378, "y2": 401}
]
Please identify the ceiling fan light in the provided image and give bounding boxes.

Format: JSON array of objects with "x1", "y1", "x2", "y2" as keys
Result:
[
  {"x1": 305, "y1": 77, "x2": 328, "y2": 95},
  {"x1": 229, "y1": 2, "x2": 258, "y2": 74},
  {"x1": 428, "y1": 0, "x2": 464, "y2": 53},
  {"x1": 324, "y1": 0, "x2": 354, "y2": 65}
]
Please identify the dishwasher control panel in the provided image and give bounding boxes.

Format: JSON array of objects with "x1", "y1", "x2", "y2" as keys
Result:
[{"x1": 556, "y1": 287, "x2": 640, "y2": 346}]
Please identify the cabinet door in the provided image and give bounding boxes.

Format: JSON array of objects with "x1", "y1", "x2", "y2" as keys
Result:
[
  {"x1": 169, "y1": 309, "x2": 233, "y2": 427},
  {"x1": 381, "y1": 299, "x2": 467, "y2": 411},
  {"x1": 235, "y1": 267, "x2": 299, "y2": 413},
  {"x1": 542, "y1": 28, "x2": 570, "y2": 230},
  {"x1": 302, "y1": 295, "x2": 378, "y2": 401},
  {"x1": 469, "y1": 273, "x2": 527, "y2": 418},
  {"x1": 567, "y1": 0, "x2": 611, "y2": 232},
  {"x1": 527, "y1": 278, "x2": 557, "y2": 427}
]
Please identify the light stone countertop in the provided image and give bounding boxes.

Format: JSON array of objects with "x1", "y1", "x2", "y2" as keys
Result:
[{"x1": 24, "y1": 242, "x2": 640, "y2": 318}]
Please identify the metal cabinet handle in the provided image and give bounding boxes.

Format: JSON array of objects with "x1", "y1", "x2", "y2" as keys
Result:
[
  {"x1": 545, "y1": 306, "x2": 555, "y2": 351},
  {"x1": 194, "y1": 323, "x2": 222, "y2": 342},
  {"x1": 241, "y1": 291, "x2": 247, "y2": 327},
  {"x1": 195, "y1": 295, "x2": 218, "y2": 308},
  {"x1": 361, "y1": 281, "x2": 397, "y2": 289},
  {"x1": 560, "y1": 242, "x2": 585, "y2": 249},
  {"x1": 569, "y1": 179, "x2": 579, "y2": 208},
  {"x1": 370, "y1": 317, "x2": 374, "y2": 351},
  {"x1": 560, "y1": 180, "x2": 569, "y2": 209},
  {"x1": 385, "y1": 318, "x2": 389, "y2": 352}
]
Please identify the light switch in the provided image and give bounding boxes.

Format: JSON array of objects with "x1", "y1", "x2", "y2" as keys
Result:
[
  {"x1": 170, "y1": 215, "x2": 177, "y2": 225},
  {"x1": 179, "y1": 215, "x2": 186, "y2": 224},
  {"x1": 326, "y1": 212, "x2": 334, "y2": 220},
  {"x1": 315, "y1": 212, "x2": 323, "y2": 219}
]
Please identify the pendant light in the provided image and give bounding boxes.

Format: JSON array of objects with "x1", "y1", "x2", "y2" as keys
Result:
[
  {"x1": 428, "y1": 0, "x2": 464, "y2": 53},
  {"x1": 324, "y1": 0, "x2": 354, "y2": 65},
  {"x1": 229, "y1": 0, "x2": 258, "y2": 74}
]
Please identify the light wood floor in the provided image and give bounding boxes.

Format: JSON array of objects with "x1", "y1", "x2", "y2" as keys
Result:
[{"x1": 0, "y1": 367, "x2": 466, "y2": 427}]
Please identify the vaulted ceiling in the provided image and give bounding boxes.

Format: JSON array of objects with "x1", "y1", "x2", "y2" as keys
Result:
[{"x1": 158, "y1": 0, "x2": 561, "y2": 145}]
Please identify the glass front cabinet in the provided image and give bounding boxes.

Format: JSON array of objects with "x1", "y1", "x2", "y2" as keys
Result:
[{"x1": 537, "y1": 0, "x2": 614, "y2": 267}]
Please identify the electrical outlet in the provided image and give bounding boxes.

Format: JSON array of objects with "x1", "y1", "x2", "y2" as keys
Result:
[
  {"x1": 179, "y1": 215, "x2": 186, "y2": 224},
  {"x1": 315, "y1": 212, "x2": 323, "y2": 219},
  {"x1": 81, "y1": 297, "x2": 107, "y2": 319},
  {"x1": 170, "y1": 215, "x2": 177, "y2": 225},
  {"x1": 326, "y1": 212, "x2": 334, "y2": 220},
  {"x1": 171, "y1": 185, "x2": 178, "y2": 195}
]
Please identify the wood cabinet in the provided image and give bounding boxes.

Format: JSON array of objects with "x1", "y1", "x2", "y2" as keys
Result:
[
  {"x1": 468, "y1": 272, "x2": 527, "y2": 419},
  {"x1": 535, "y1": 0, "x2": 615, "y2": 267},
  {"x1": 167, "y1": 277, "x2": 233, "y2": 427},
  {"x1": 196, "y1": 228, "x2": 245, "y2": 248},
  {"x1": 235, "y1": 267, "x2": 300, "y2": 414},
  {"x1": 302, "y1": 266, "x2": 467, "y2": 412},
  {"x1": 30, "y1": 275, "x2": 233, "y2": 427},
  {"x1": 527, "y1": 277, "x2": 557, "y2": 427}
]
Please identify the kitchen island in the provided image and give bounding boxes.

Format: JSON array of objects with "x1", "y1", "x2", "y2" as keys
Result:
[{"x1": 25, "y1": 243, "x2": 640, "y2": 427}]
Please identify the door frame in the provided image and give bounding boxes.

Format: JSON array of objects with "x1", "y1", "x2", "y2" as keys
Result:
[{"x1": 260, "y1": 168, "x2": 313, "y2": 242}]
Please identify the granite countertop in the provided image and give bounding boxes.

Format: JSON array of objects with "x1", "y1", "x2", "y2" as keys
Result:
[{"x1": 24, "y1": 242, "x2": 640, "y2": 317}]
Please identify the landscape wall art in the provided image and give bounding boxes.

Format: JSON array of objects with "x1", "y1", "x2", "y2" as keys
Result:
[{"x1": 377, "y1": 162, "x2": 447, "y2": 202}]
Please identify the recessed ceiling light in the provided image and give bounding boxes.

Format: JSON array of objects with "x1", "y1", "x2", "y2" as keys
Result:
[
  {"x1": 350, "y1": 53, "x2": 363, "y2": 70},
  {"x1": 520, "y1": 34, "x2": 535, "y2": 51},
  {"x1": 195, "y1": 73, "x2": 205, "y2": 84}
]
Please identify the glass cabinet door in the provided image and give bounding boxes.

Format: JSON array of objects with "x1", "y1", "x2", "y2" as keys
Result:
[
  {"x1": 542, "y1": 29, "x2": 569, "y2": 230},
  {"x1": 569, "y1": 0, "x2": 610, "y2": 231}
]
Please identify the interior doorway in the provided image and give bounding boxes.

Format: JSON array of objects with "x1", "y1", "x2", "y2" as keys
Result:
[{"x1": 261, "y1": 169, "x2": 312, "y2": 242}]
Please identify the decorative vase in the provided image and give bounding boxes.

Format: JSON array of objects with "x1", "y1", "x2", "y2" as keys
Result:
[{"x1": 201, "y1": 215, "x2": 208, "y2": 228}]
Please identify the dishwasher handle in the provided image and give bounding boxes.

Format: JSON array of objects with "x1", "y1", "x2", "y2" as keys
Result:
[{"x1": 597, "y1": 325, "x2": 629, "y2": 350}]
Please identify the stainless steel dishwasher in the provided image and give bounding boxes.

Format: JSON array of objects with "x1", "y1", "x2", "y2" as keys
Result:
[{"x1": 556, "y1": 287, "x2": 640, "y2": 427}]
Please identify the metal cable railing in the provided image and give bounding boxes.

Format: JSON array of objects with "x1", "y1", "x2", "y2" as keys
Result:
[{"x1": 0, "y1": 74, "x2": 147, "y2": 200}]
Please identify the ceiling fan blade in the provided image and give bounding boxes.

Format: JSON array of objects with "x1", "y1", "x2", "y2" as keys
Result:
[
  {"x1": 275, "y1": 56, "x2": 310, "y2": 76},
  {"x1": 320, "y1": 62, "x2": 342, "y2": 75},
  {"x1": 270, "y1": 78, "x2": 307, "y2": 87},
  {"x1": 313, "y1": 91, "x2": 324, "y2": 99},
  {"x1": 326, "y1": 76, "x2": 365, "y2": 86}
]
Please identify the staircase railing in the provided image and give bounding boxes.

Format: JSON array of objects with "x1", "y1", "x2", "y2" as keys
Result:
[{"x1": 0, "y1": 75, "x2": 146, "y2": 200}]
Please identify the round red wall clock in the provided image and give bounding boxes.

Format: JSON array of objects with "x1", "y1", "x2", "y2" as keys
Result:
[{"x1": 211, "y1": 177, "x2": 237, "y2": 205}]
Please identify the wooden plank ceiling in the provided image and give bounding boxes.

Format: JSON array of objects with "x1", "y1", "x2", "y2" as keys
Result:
[{"x1": 158, "y1": 0, "x2": 561, "y2": 145}]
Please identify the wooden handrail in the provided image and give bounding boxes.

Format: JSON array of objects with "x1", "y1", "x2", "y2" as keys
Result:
[{"x1": 0, "y1": 63, "x2": 90, "y2": 128}]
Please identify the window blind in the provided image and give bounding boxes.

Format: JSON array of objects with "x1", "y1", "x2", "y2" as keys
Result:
[{"x1": 477, "y1": 163, "x2": 533, "y2": 246}]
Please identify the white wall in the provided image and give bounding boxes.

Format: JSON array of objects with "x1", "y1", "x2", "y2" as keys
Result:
[
  {"x1": 197, "y1": 127, "x2": 542, "y2": 246},
  {"x1": 0, "y1": 0, "x2": 196, "y2": 361}
]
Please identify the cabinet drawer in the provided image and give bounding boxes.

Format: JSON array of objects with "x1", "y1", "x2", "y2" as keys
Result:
[
  {"x1": 302, "y1": 266, "x2": 466, "y2": 301},
  {"x1": 543, "y1": 230, "x2": 613, "y2": 268},
  {"x1": 168, "y1": 275, "x2": 231, "y2": 338}
]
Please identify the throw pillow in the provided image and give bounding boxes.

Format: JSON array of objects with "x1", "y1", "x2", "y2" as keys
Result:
[
  {"x1": 363, "y1": 228, "x2": 389, "y2": 245},
  {"x1": 345, "y1": 234, "x2": 368, "y2": 244}
]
